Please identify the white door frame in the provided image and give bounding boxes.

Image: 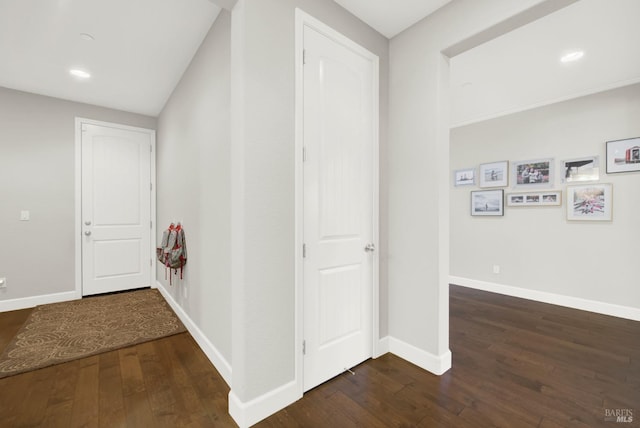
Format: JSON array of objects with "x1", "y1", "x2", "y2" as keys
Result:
[
  {"x1": 294, "y1": 9, "x2": 380, "y2": 396},
  {"x1": 74, "y1": 117, "x2": 157, "y2": 298}
]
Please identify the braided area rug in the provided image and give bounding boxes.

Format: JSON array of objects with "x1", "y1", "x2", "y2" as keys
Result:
[{"x1": 0, "y1": 288, "x2": 185, "y2": 378}]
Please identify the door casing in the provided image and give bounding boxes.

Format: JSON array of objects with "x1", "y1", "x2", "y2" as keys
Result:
[
  {"x1": 74, "y1": 117, "x2": 156, "y2": 298},
  {"x1": 294, "y1": 9, "x2": 380, "y2": 396}
]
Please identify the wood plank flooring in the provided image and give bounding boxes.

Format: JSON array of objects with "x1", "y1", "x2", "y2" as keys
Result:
[
  {"x1": 1, "y1": 285, "x2": 638, "y2": 427},
  {"x1": 0, "y1": 311, "x2": 236, "y2": 427}
]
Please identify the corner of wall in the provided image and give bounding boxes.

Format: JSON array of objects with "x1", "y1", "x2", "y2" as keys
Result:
[
  {"x1": 379, "y1": 335, "x2": 452, "y2": 375},
  {"x1": 156, "y1": 281, "x2": 233, "y2": 384},
  {"x1": 228, "y1": 380, "x2": 301, "y2": 428}
]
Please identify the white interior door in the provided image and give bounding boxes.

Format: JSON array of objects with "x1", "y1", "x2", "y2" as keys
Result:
[
  {"x1": 303, "y1": 24, "x2": 376, "y2": 391},
  {"x1": 81, "y1": 123, "x2": 153, "y2": 296}
]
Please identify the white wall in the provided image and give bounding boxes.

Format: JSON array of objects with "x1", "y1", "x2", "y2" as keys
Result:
[
  {"x1": 226, "y1": 0, "x2": 574, "y2": 424},
  {"x1": 156, "y1": 11, "x2": 232, "y2": 371},
  {"x1": 387, "y1": 0, "x2": 562, "y2": 366},
  {"x1": 450, "y1": 83, "x2": 640, "y2": 316},
  {"x1": 228, "y1": 0, "x2": 388, "y2": 421},
  {"x1": 0, "y1": 87, "x2": 155, "y2": 309}
]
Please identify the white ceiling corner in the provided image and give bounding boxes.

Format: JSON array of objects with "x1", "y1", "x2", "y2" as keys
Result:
[
  {"x1": 333, "y1": 0, "x2": 452, "y2": 39},
  {"x1": 206, "y1": 0, "x2": 237, "y2": 11}
]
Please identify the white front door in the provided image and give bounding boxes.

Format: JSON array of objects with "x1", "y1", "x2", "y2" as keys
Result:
[
  {"x1": 303, "y1": 23, "x2": 377, "y2": 391},
  {"x1": 81, "y1": 122, "x2": 153, "y2": 296}
]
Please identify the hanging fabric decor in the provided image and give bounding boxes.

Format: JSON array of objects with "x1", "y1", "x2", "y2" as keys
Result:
[{"x1": 156, "y1": 223, "x2": 187, "y2": 285}]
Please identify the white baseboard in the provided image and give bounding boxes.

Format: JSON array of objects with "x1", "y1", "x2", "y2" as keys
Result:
[
  {"x1": 377, "y1": 336, "x2": 390, "y2": 355},
  {"x1": 450, "y1": 276, "x2": 640, "y2": 322},
  {"x1": 0, "y1": 290, "x2": 80, "y2": 312},
  {"x1": 384, "y1": 336, "x2": 452, "y2": 375},
  {"x1": 155, "y1": 281, "x2": 232, "y2": 385},
  {"x1": 228, "y1": 334, "x2": 451, "y2": 427},
  {"x1": 229, "y1": 380, "x2": 300, "y2": 428}
]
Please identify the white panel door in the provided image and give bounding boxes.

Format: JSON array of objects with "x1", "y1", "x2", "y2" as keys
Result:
[
  {"x1": 81, "y1": 123, "x2": 152, "y2": 296},
  {"x1": 303, "y1": 24, "x2": 375, "y2": 391}
]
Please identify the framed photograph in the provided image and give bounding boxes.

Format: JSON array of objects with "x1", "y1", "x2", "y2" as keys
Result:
[
  {"x1": 454, "y1": 168, "x2": 476, "y2": 186},
  {"x1": 507, "y1": 191, "x2": 562, "y2": 206},
  {"x1": 566, "y1": 184, "x2": 612, "y2": 221},
  {"x1": 562, "y1": 156, "x2": 600, "y2": 183},
  {"x1": 471, "y1": 190, "x2": 504, "y2": 216},
  {"x1": 479, "y1": 161, "x2": 508, "y2": 188},
  {"x1": 512, "y1": 158, "x2": 554, "y2": 188},
  {"x1": 540, "y1": 192, "x2": 561, "y2": 205},
  {"x1": 606, "y1": 137, "x2": 640, "y2": 173}
]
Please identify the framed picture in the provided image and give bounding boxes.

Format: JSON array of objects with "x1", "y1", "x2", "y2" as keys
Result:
[
  {"x1": 471, "y1": 190, "x2": 504, "y2": 216},
  {"x1": 454, "y1": 168, "x2": 476, "y2": 186},
  {"x1": 606, "y1": 137, "x2": 640, "y2": 173},
  {"x1": 479, "y1": 161, "x2": 508, "y2": 188},
  {"x1": 512, "y1": 158, "x2": 554, "y2": 188},
  {"x1": 562, "y1": 156, "x2": 600, "y2": 183},
  {"x1": 507, "y1": 191, "x2": 562, "y2": 206},
  {"x1": 566, "y1": 184, "x2": 612, "y2": 221}
]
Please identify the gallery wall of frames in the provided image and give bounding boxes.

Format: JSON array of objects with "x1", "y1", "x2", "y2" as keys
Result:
[
  {"x1": 454, "y1": 136, "x2": 639, "y2": 221},
  {"x1": 449, "y1": 83, "x2": 640, "y2": 314}
]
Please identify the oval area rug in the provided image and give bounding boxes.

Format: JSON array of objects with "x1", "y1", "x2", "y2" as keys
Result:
[{"x1": 0, "y1": 288, "x2": 185, "y2": 378}]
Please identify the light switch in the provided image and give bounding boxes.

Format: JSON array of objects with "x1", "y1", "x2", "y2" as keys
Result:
[{"x1": 20, "y1": 210, "x2": 30, "y2": 221}]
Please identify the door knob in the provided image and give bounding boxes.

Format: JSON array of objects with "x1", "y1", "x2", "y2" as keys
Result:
[
  {"x1": 84, "y1": 221, "x2": 92, "y2": 226},
  {"x1": 84, "y1": 231, "x2": 92, "y2": 236},
  {"x1": 364, "y1": 243, "x2": 375, "y2": 252}
]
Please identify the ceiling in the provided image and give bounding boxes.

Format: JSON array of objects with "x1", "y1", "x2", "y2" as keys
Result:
[
  {"x1": 333, "y1": 0, "x2": 452, "y2": 39},
  {"x1": 0, "y1": 0, "x2": 637, "y2": 123},
  {"x1": 0, "y1": 0, "x2": 449, "y2": 117},
  {"x1": 449, "y1": 0, "x2": 640, "y2": 127},
  {"x1": 0, "y1": 0, "x2": 220, "y2": 116}
]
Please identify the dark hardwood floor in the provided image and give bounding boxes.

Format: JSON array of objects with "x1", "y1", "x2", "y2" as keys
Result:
[
  {"x1": 1, "y1": 285, "x2": 638, "y2": 427},
  {"x1": 259, "y1": 286, "x2": 639, "y2": 427},
  {"x1": 0, "y1": 313, "x2": 235, "y2": 427}
]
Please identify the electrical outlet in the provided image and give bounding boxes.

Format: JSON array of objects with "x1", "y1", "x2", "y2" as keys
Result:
[
  {"x1": 492, "y1": 265, "x2": 500, "y2": 274},
  {"x1": 0, "y1": 277, "x2": 6, "y2": 288}
]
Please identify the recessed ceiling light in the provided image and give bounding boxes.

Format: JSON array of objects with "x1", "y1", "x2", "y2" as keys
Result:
[
  {"x1": 560, "y1": 51, "x2": 584, "y2": 63},
  {"x1": 80, "y1": 33, "x2": 95, "y2": 41},
  {"x1": 69, "y1": 69, "x2": 91, "y2": 79}
]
